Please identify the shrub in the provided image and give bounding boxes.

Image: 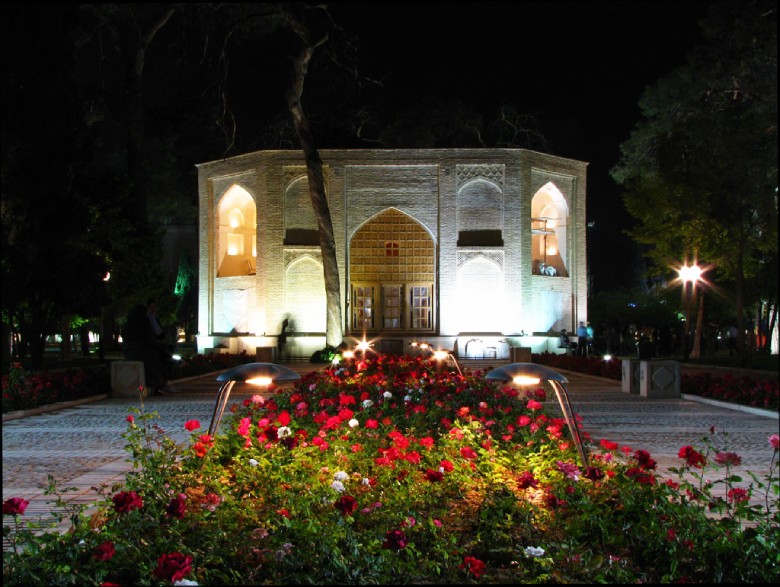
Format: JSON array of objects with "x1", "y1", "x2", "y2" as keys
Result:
[{"x1": 3, "y1": 355, "x2": 778, "y2": 584}]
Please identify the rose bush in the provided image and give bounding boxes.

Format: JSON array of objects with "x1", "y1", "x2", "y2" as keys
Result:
[
  {"x1": 3, "y1": 354, "x2": 778, "y2": 584},
  {"x1": 533, "y1": 352, "x2": 779, "y2": 411}
]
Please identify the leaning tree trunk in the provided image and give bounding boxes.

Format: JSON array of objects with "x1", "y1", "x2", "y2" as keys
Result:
[{"x1": 286, "y1": 26, "x2": 344, "y2": 348}]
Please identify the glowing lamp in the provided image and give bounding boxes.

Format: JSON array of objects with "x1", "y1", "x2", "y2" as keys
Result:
[
  {"x1": 342, "y1": 350, "x2": 355, "y2": 360},
  {"x1": 486, "y1": 363, "x2": 588, "y2": 467},
  {"x1": 208, "y1": 363, "x2": 301, "y2": 436},
  {"x1": 678, "y1": 263, "x2": 702, "y2": 284},
  {"x1": 433, "y1": 350, "x2": 449, "y2": 361}
]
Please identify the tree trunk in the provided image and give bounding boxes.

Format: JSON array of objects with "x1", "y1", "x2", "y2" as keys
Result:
[
  {"x1": 285, "y1": 14, "x2": 344, "y2": 348},
  {"x1": 690, "y1": 294, "x2": 704, "y2": 359}
]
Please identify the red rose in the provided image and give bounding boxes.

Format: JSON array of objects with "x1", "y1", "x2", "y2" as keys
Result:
[
  {"x1": 183, "y1": 419, "x2": 200, "y2": 431},
  {"x1": 424, "y1": 468, "x2": 444, "y2": 482},
  {"x1": 334, "y1": 495, "x2": 358, "y2": 516},
  {"x1": 112, "y1": 491, "x2": 143, "y2": 513},
  {"x1": 678, "y1": 445, "x2": 706, "y2": 468},
  {"x1": 3, "y1": 497, "x2": 30, "y2": 516},
  {"x1": 153, "y1": 552, "x2": 193, "y2": 583},
  {"x1": 382, "y1": 529, "x2": 408, "y2": 550},
  {"x1": 460, "y1": 555, "x2": 487, "y2": 578},
  {"x1": 93, "y1": 540, "x2": 116, "y2": 561},
  {"x1": 165, "y1": 493, "x2": 187, "y2": 519}
]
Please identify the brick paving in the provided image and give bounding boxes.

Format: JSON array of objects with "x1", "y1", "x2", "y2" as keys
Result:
[{"x1": 3, "y1": 360, "x2": 777, "y2": 539}]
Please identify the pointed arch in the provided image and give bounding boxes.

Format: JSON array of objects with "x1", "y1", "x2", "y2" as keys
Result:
[
  {"x1": 531, "y1": 182, "x2": 569, "y2": 277},
  {"x1": 349, "y1": 208, "x2": 435, "y2": 333},
  {"x1": 284, "y1": 255, "x2": 326, "y2": 333},
  {"x1": 217, "y1": 185, "x2": 256, "y2": 277},
  {"x1": 456, "y1": 255, "x2": 505, "y2": 333}
]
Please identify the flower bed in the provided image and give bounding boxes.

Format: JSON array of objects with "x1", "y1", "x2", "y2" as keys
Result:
[
  {"x1": 2, "y1": 362, "x2": 110, "y2": 413},
  {"x1": 533, "y1": 352, "x2": 779, "y2": 411},
  {"x1": 4, "y1": 354, "x2": 778, "y2": 584}
]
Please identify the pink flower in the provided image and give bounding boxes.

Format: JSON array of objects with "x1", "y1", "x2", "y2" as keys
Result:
[
  {"x1": 557, "y1": 460, "x2": 581, "y2": 481},
  {"x1": 714, "y1": 451, "x2": 742, "y2": 466},
  {"x1": 769, "y1": 434, "x2": 780, "y2": 450},
  {"x1": 382, "y1": 529, "x2": 408, "y2": 550},
  {"x1": 184, "y1": 419, "x2": 201, "y2": 431},
  {"x1": 3, "y1": 497, "x2": 30, "y2": 516},
  {"x1": 126, "y1": 415, "x2": 134, "y2": 424},
  {"x1": 460, "y1": 446, "x2": 478, "y2": 460}
]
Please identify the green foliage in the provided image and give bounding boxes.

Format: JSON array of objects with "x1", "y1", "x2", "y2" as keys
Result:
[
  {"x1": 610, "y1": 0, "x2": 778, "y2": 320},
  {"x1": 4, "y1": 355, "x2": 779, "y2": 584}
]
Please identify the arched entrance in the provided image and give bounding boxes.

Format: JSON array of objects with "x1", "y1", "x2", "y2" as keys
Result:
[{"x1": 349, "y1": 209, "x2": 435, "y2": 335}]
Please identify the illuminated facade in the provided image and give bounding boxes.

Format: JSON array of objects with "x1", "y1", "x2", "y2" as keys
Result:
[{"x1": 197, "y1": 149, "x2": 588, "y2": 358}]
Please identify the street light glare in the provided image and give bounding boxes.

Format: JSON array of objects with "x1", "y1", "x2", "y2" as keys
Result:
[{"x1": 678, "y1": 263, "x2": 702, "y2": 283}]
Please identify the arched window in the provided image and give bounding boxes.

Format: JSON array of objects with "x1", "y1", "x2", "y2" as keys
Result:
[
  {"x1": 531, "y1": 183, "x2": 569, "y2": 277},
  {"x1": 217, "y1": 185, "x2": 257, "y2": 277}
]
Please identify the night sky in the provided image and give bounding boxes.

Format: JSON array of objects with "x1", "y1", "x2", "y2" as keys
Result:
[{"x1": 327, "y1": 1, "x2": 714, "y2": 290}]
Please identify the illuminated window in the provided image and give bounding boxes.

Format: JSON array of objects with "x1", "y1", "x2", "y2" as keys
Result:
[
  {"x1": 228, "y1": 208, "x2": 245, "y2": 228},
  {"x1": 227, "y1": 233, "x2": 244, "y2": 256}
]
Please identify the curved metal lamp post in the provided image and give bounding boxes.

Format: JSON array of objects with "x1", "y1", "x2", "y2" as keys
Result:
[
  {"x1": 486, "y1": 363, "x2": 589, "y2": 467},
  {"x1": 208, "y1": 362, "x2": 301, "y2": 437}
]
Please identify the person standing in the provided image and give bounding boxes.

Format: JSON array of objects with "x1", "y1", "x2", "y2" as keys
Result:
[{"x1": 576, "y1": 321, "x2": 588, "y2": 357}]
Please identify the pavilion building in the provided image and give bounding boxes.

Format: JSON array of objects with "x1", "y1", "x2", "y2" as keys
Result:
[{"x1": 196, "y1": 148, "x2": 588, "y2": 359}]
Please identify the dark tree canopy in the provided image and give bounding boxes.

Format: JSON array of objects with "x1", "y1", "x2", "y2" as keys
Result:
[{"x1": 611, "y1": 0, "x2": 777, "y2": 359}]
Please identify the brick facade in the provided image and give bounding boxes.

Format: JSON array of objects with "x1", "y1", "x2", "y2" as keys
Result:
[{"x1": 197, "y1": 149, "x2": 588, "y2": 358}]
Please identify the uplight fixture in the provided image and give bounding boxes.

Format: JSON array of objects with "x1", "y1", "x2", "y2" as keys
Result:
[
  {"x1": 208, "y1": 362, "x2": 301, "y2": 436},
  {"x1": 486, "y1": 363, "x2": 589, "y2": 467}
]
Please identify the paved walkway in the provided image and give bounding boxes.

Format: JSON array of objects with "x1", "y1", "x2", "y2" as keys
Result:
[{"x1": 3, "y1": 360, "x2": 777, "y2": 537}]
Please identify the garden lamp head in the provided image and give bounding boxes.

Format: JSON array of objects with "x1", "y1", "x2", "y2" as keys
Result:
[
  {"x1": 486, "y1": 363, "x2": 587, "y2": 468},
  {"x1": 209, "y1": 363, "x2": 300, "y2": 436}
]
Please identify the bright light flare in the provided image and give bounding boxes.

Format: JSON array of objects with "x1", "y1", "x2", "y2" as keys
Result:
[
  {"x1": 342, "y1": 350, "x2": 355, "y2": 359},
  {"x1": 678, "y1": 263, "x2": 702, "y2": 284},
  {"x1": 356, "y1": 340, "x2": 371, "y2": 352},
  {"x1": 433, "y1": 350, "x2": 449, "y2": 361},
  {"x1": 245, "y1": 376, "x2": 273, "y2": 387},
  {"x1": 513, "y1": 375, "x2": 541, "y2": 386}
]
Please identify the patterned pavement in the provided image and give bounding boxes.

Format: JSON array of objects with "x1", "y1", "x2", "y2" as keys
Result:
[{"x1": 3, "y1": 360, "x2": 778, "y2": 537}]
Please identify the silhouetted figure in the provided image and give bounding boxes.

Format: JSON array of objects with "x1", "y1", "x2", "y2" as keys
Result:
[
  {"x1": 277, "y1": 317, "x2": 290, "y2": 360},
  {"x1": 559, "y1": 329, "x2": 577, "y2": 355},
  {"x1": 123, "y1": 303, "x2": 173, "y2": 395}
]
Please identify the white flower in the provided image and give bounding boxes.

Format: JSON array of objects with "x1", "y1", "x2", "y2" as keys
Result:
[
  {"x1": 403, "y1": 395, "x2": 411, "y2": 402},
  {"x1": 362, "y1": 399, "x2": 374, "y2": 409},
  {"x1": 362, "y1": 477, "x2": 371, "y2": 486},
  {"x1": 248, "y1": 458, "x2": 259, "y2": 467},
  {"x1": 333, "y1": 470, "x2": 349, "y2": 481},
  {"x1": 524, "y1": 546, "x2": 545, "y2": 558},
  {"x1": 174, "y1": 580, "x2": 199, "y2": 586},
  {"x1": 348, "y1": 418, "x2": 359, "y2": 428},
  {"x1": 383, "y1": 391, "x2": 392, "y2": 399},
  {"x1": 330, "y1": 480, "x2": 346, "y2": 492},
  {"x1": 277, "y1": 426, "x2": 292, "y2": 438}
]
